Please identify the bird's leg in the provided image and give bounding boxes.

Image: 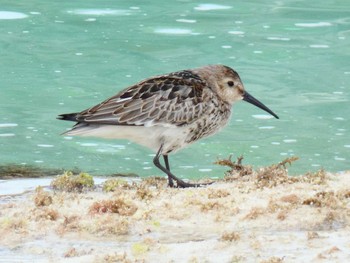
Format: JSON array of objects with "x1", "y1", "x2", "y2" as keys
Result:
[
  {"x1": 153, "y1": 145, "x2": 212, "y2": 188},
  {"x1": 163, "y1": 155, "x2": 174, "y2": 187}
]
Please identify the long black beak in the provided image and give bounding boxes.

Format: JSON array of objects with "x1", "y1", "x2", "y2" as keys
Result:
[{"x1": 243, "y1": 92, "x2": 279, "y2": 119}]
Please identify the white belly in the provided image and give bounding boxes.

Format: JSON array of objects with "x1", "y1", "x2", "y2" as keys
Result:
[{"x1": 64, "y1": 124, "x2": 191, "y2": 154}]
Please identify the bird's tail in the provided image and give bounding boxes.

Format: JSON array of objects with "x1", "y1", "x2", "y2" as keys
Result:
[{"x1": 57, "y1": 113, "x2": 78, "y2": 122}]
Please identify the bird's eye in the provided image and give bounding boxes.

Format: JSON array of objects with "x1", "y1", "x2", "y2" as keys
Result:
[{"x1": 227, "y1": 80, "x2": 234, "y2": 87}]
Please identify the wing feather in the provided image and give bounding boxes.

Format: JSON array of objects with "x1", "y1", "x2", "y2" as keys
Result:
[{"x1": 74, "y1": 71, "x2": 213, "y2": 127}]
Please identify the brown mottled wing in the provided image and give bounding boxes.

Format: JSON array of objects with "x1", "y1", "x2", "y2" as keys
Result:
[{"x1": 74, "y1": 71, "x2": 211, "y2": 127}]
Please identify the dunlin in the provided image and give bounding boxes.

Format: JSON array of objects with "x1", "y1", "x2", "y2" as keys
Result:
[{"x1": 58, "y1": 65, "x2": 279, "y2": 188}]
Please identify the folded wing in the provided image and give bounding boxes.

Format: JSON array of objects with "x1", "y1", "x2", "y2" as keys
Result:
[{"x1": 71, "y1": 71, "x2": 212, "y2": 127}]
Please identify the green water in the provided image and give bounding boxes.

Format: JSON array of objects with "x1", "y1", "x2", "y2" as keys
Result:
[{"x1": 1, "y1": 1, "x2": 349, "y2": 179}]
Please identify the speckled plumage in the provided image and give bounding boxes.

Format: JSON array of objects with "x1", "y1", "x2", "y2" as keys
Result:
[{"x1": 58, "y1": 65, "x2": 278, "y2": 187}]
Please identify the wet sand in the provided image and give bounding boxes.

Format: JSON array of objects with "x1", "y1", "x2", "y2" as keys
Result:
[{"x1": 0, "y1": 167, "x2": 349, "y2": 262}]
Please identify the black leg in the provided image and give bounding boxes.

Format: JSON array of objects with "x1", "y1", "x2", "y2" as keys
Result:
[
  {"x1": 163, "y1": 155, "x2": 174, "y2": 187},
  {"x1": 153, "y1": 145, "x2": 213, "y2": 188}
]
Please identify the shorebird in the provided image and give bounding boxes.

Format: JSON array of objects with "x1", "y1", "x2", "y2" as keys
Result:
[{"x1": 58, "y1": 65, "x2": 279, "y2": 188}]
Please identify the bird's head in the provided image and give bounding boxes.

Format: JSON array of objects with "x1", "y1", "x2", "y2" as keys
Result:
[{"x1": 196, "y1": 65, "x2": 279, "y2": 119}]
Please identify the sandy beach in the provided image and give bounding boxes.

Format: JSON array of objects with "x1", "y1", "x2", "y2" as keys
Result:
[{"x1": 0, "y1": 162, "x2": 349, "y2": 262}]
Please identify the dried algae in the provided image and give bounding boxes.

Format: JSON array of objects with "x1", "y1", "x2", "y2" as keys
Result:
[{"x1": 0, "y1": 158, "x2": 349, "y2": 262}]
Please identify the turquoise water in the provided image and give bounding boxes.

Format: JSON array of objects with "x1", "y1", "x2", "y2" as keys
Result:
[{"x1": 1, "y1": 0, "x2": 349, "y2": 179}]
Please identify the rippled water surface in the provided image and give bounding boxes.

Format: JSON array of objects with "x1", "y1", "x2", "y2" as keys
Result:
[{"x1": 1, "y1": 0, "x2": 349, "y2": 178}]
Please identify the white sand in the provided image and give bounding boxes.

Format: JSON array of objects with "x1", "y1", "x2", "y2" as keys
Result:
[{"x1": 0, "y1": 170, "x2": 350, "y2": 262}]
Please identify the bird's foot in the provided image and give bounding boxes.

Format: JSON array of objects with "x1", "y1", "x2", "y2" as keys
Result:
[
  {"x1": 171, "y1": 179, "x2": 214, "y2": 188},
  {"x1": 167, "y1": 176, "x2": 174, "y2": 187}
]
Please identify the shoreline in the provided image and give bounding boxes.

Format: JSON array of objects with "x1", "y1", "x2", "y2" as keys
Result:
[{"x1": 0, "y1": 167, "x2": 349, "y2": 262}]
